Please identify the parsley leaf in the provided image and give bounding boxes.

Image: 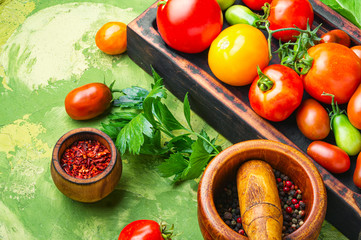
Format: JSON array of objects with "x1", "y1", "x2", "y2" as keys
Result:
[{"x1": 101, "y1": 67, "x2": 222, "y2": 184}]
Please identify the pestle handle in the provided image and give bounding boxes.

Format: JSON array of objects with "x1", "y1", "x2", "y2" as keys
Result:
[{"x1": 237, "y1": 160, "x2": 283, "y2": 240}]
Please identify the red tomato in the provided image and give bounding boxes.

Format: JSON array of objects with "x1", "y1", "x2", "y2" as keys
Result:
[
  {"x1": 354, "y1": 152, "x2": 361, "y2": 188},
  {"x1": 118, "y1": 220, "x2": 170, "y2": 240},
  {"x1": 242, "y1": 0, "x2": 272, "y2": 11},
  {"x1": 351, "y1": 45, "x2": 361, "y2": 59},
  {"x1": 302, "y1": 43, "x2": 361, "y2": 104},
  {"x1": 307, "y1": 141, "x2": 350, "y2": 174},
  {"x1": 296, "y1": 99, "x2": 330, "y2": 140},
  {"x1": 249, "y1": 64, "x2": 303, "y2": 122},
  {"x1": 347, "y1": 84, "x2": 361, "y2": 129},
  {"x1": 95, "y1": 22, "x2": 127, "y2": 55},
  {"x1": 65, "y1": 83, "x2": 112, "y2": 120},
  {"x1": 268, "y1": 0, "x2": 314, "y2": 42},
  {"x1": 320, "y1": 29, "x2": 350, "y2": 47},
  {"x1": 156, "y1": 0, "x2": 223, "y2": 53}
]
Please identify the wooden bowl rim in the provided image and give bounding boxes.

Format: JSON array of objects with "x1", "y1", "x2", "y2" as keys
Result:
[
  {"x1": 51, "y1": 127, "x2": 118, "y2": 185},
  {"x1": 198, "y1": 139, "x2": 327, "y2": 239}
]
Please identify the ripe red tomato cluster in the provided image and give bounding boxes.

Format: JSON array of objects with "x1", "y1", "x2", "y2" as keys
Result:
[{"x1": 154, "y1": 0, "x2": 361, "y2": 188}]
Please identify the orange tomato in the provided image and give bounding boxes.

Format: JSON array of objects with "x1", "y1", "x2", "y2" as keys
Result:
[
  {"x1": 351, "y1": 45, "x2": 361, "y2": 59},
  {"x1": 95, "y1": 22, "x2": 127, "y2": 55},
  {"x1": 208, "y1": 24, "x2": 269, "y2": 86}
]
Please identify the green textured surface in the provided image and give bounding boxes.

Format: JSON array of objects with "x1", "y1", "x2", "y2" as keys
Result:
[{"x1": 0, "y1": 0, "x2": 350, "y2": 239}]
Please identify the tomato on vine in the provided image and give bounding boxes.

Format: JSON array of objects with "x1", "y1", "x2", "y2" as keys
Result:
[
  {"x1": 268, "y1": 0, "x2": 314, "y2": 42},
  {"x1": 95, "y1": 22, "x2": 127, "y2": 55},
  {"x1": 302, "y1": 43, "x2": 361, "y2": 104},
  {"x1": 156, "y1": 0, "x2": 223, "y2": 53},
  {"x1": 249, "y1": 64, "x2": 303, "y2": 122}
]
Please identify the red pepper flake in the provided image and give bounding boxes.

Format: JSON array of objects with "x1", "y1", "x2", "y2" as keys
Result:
[{"x1": 60, "y1": 140, "x2": 111, "y2": 179}]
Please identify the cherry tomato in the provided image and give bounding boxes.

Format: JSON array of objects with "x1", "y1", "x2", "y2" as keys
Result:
[
  {"x1": 351, "y1": 45, "x2": 361, "y2": 59},
  {"x1": 156, "y1": 0, "x2": 223, "y2": 53},
  {"x1": 347, "y1": 84, "x2": 361, "y2": 130},
  {"x1": 249, "y1": 64, "x2": 303, "y2": 121},
  {"x1": 242, "y1": 0, "x2": 272, "y2": 11},
  {"x1": 118, "y1": 220, "x2": 171, "y2": 240},
  {"x1": 65, "y1": 83, "x2": 112, "y2": 120},
  {"x1": 320, "y1": 29, "x2": 351, "y2": 47},
  {"x1": 296, "y1": 99, "x2": 330, "y2": 140},
  {"x1": 354, "y1": 152, "x2": 361, "y2": 188},
  {"x1": 95, "y1": 22, "x2": 127, "y2": 55},
  {"x1": 302, "y1": 43, "x2": 361, "y2": 104},
  {"x1": 216, "y1": 0, "x2": 236, "y2": 11},
  {"x1": 208, "y1": 24, "x2": 269, "y2": 86},
  {"x1": 268, "y1": 0, "x2": 314, "y2": 42},
  {"x1": 307, "y1": 141, "x2": 350, "y2": 174}
]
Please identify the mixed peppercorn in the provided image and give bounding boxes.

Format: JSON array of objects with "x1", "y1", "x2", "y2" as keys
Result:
[
  {"x1": 215, "y1": 169, "x2": 306, "y2": 237},
  {"x1": 60, "y1": 140, "x2": 111, "y2": 179}
]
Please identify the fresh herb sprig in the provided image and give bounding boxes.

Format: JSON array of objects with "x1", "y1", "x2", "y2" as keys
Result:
[{"x1": 101, "y1": 67, "x2": 222, "y2": 183}]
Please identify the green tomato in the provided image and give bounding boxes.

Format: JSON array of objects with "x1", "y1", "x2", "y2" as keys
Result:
[
  {"x1": 332, "y1": 114, "x2": 361, "y2": 156},
  {"x1": 323, "y1": 93, "x2": 361, "y2": 156},
  {"x1": 216, "y1": 0, "x2": 236, "y2": 11},
  {"x1": 225, "y1": 5, "x2": 260, "y2": 26}
]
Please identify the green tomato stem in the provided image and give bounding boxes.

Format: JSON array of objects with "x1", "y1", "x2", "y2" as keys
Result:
[
  {"x1": 256, "y1": 66, "x2": 273, "y2": 92},
  {"x1": 157, "y1": 0, "x2": 168, "y2": 6}
]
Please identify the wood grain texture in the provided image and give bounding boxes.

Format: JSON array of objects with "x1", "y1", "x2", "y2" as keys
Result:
[
  {"x1": 127, "y1": 0, "x2": 361, "y2": 238},
  {"x1": 197, "y1": 140, "x2": 326, "y2": 240},
  {"x1": 237, "y1": 160, "x2": 282, "y2": 240},
  {"x1": 51, "y1": 128, "x2": 122, "y2": 203}
]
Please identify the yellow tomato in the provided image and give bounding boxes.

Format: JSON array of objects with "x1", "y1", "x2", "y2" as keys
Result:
[
  {"x1": 208, "y1": 24, "x2": 269, "y2": 86},
  {"x1": 95, "y1": 22, "x2": 127, "y2": 55}
]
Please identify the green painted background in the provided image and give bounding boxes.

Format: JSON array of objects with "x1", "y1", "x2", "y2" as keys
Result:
[{"x1": 0, "y1": 0, "x2": 350, "y2": 239}]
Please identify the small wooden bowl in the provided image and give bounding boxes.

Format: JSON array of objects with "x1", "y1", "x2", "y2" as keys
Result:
[
  {"x1": 51, "y1": 128, "x2": 122, "y2": 203},
  {"x1": 197, "y1": 140, "x2": 327, "y2": 239}
]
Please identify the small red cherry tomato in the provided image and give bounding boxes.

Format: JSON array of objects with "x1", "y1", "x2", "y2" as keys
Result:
[
  {"x1": 118, "y1": 220, "x2": 171, "y2": 240},
  {"x1": 307, "y1": 141, "x2": 350, "y2": 174},
  {"x1": 249, "y1": 64, "x2": 303, "y2": 122},
  {"x1": 351, "y1": 45, "x2": 361, "y2": 59},
  {"x1": 296, "y1": 99, "x2": 330, "y2": 140},
  {"x1": 354, "y1": 152, "x2": 361, "y2": 188},
  {"x1": 347, "y1": 84, "x2": 361, "y2": 130},
  {"x1": 65, "y1": 83, "x2": 112, "y2": 120},
  {"x1": 242, "y1": 0, "x2": 272, "y2": 11},
  {"x1": 95, "y1": 22, "x2": 127, "y2": 55},
  {"x1": 320, "y1": 29, "x2": 351, "y2": 47},
  {"x1": 268, "y1": 0, "x2": 314, "y2": 42},
  {"x1": 156, "y1": 0, "x2": 223, "y2": 53}
]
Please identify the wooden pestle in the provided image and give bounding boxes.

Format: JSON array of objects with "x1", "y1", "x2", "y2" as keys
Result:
[{"x1": 237, "y1": 160, "x2": 283, "y2": 240}]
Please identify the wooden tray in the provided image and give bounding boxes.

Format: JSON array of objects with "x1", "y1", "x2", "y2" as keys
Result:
[{"x1": 127, "y1": 0, "x2": 361, "y2": 238}]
